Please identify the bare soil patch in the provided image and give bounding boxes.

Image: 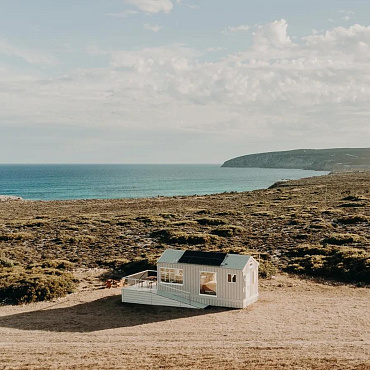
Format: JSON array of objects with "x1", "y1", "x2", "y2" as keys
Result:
[{"x1": 0, "y1": 274, "x2": 369, "y2": 369}]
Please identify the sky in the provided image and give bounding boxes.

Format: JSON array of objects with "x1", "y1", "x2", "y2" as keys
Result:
[{"x1": 0, "y1": 0, "x2": 369, "y2": 164}]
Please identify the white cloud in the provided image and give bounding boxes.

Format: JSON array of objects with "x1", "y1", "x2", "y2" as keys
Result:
[
  {"x1": 222, "y1": 24, "x2": 250, "y2": 35},
  {"x1": 252, "y1": 19, "x2": 295, "y2": 51},
  {"x1": 144, "y1": 23, "x2": 162, "y2": 32},
  {"x1": 125, "y1": 0, "x2": 173, "y2": 14},
  {"x1": 106, "y1": 10, "x2": 139, "y2": 18},
  {"x1": 0, "y1": 36, "x2": 56, "y2": 64},
  {"x1": 2, "y1": 21, "x2": 370, "y2": 156}
]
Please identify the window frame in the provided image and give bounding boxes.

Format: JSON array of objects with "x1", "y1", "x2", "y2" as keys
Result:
[
  {"x1": 227, "y1": 273, "x2": 237, "y2": 283},
  {"x1": 199, "y1": 270, "x2": 217, "y2": 297},
  {"x1": 159, "y1": 267, "x2": 184, "y2": 285}
]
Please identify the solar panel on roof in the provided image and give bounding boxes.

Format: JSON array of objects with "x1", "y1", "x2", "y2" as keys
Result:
[{"x1": 178, "y1": 250, "x2": 227, "y2": 266}]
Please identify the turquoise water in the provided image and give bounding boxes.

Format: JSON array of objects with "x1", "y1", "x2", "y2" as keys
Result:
[{"x1": 0, "y1": 164, "x2": 328, "y2": 201}]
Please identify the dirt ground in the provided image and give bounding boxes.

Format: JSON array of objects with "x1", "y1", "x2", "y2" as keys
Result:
[{"x1": 0, "y1": 273, "x2": 369, "y2": 370}]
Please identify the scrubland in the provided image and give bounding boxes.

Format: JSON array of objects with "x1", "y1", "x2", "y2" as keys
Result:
[{"x1": 0, "y1": 171, "x2": 369, "y2": 368}]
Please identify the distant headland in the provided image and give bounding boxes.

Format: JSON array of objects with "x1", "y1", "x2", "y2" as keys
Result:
[{"x1": 222, "y1": 148, "x2": 370, "y2": 172}]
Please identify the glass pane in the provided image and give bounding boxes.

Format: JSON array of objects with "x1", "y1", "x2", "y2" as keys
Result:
[
  {"x1": 200, "y1": 271, "x2": 216, "y2": 296},
  {"x1": 160, "y1": 268, "x2": 183, "y2": 284}
]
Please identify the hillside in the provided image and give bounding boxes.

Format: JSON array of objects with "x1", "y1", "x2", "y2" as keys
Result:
[{"x1": 221, "y1": 148, "x2": 370, "y2": 171}]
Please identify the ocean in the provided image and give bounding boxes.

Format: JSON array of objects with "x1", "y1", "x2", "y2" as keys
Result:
[{"x1": 0, "y1": 164, "x2": 328, "y2": 201}]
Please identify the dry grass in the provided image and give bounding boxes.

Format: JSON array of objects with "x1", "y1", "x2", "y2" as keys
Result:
[{"x1": 0, "y1": 171, "x2": 369, "y2": 294}]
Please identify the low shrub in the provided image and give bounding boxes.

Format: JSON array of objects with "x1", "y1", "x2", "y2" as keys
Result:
[
  {"x1": 337, "y1": 215, "x2": 368, "y2": 225},
  {"x1": 0, "y1": 232, "x2": 33, "y2": 241},
  {"x1": 0, "y1": 265, "x2": 77, "y2": 304},
  {"x1": 0, "y1": 257, "x2": 17, "y2": 268},
  {"x1": 211, "y1": 225, "x2": 245, "y2": 237},
  {"x1": 27, "y1": 259, "x2": 74, "y2": 271},
  {"x1": 251, "y1": 211, "x2": 275, "y2": 217},
  {"x1": 259, "y1": 260, "x2": 278, "y2": 278},
  {"x1": 338, "y1": 202, "x2": 365, "y2": 208},
  {"x1": 136, "y1": 215, "x2": 166, "y2": 224},
  {"x1": 196, "y1": 217, "x2": 227, "y2": 226},
  {"x1": 284, "y1": 244, "x2": 370, "y2": 283},
  {"x1": 322, "y1": 233, "x2": 365, "y2": 246},
  {"x1": 151, "y1": 229, "x2": 218, "y2": 245}
]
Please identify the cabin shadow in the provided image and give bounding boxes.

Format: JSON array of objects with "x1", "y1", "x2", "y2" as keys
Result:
[{"x1": 0, "y1": 296, "x2": 231, "y2": 333}]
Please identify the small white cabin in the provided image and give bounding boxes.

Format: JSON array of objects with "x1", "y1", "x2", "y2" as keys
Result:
[{"x1": 122, "y1": 249, "x2": 259, "y2": 309}]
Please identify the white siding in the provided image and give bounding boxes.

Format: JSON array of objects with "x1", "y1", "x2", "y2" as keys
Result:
[
  {"x1": 122, "y1": 288, "x2": 202, "y2": 308},
  {"x1": 157, "y1": 261, "x2": 254, "y2": 309}
]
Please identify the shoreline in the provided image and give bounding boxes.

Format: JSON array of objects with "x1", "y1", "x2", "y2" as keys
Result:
[{"x1": 0, "y1": 170, "x2": 332, "y2": 203}]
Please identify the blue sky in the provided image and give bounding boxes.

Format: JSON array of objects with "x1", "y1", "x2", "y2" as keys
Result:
[{"x1": 0, "y1": 0, "x2": 369, "y2": 163}]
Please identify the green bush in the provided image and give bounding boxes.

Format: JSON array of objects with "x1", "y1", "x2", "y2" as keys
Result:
[
  {"x1": 0, "y1": 266, "x2": 77, "y2": 304},
  {"x1": 285, "y1": 244, "x2": 370, "y2": 283},
  {"x1": 151, "y1": 229, "x2": 218, "y2": 245},
  {"x1": 27, "y1": 259, "x2": 74, "y2": 270},
  {"x1": 258, "y1": 259, "x2": 278, "y2": 278},
  {"x1": 211, "y1": 225, "x2": 245, "y2": 237}
]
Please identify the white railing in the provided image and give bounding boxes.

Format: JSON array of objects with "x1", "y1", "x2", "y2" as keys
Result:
[{"x1": 123, "y1": 270, "x2": 194, "y2": 306}]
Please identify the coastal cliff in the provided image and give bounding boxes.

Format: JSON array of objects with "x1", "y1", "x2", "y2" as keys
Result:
[{"x1": 221, "y1": 148, "x2": 370, "y2": 172}]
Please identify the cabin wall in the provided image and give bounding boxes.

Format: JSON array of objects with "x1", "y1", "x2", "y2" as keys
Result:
[
  {"x1": 157, "y1": 262, "x2": 246, "y2": 308},
  {"x1": 242, "y1": 258, "x2": 259, "y2": 308}
]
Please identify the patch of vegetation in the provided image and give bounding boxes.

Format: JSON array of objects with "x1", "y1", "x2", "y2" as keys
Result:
[
  {"x1": 136, "y1": 215, "x2": 166, "y2": 224},
  {"x1": 170, "y1": 220, "x2": 198, "y2": 227},
  {"x1": 196, "y1": 217, "x2": 227, "y2": 226},
  {"x1": 337, "y1": 215, "x2": 368, "y2": 225},
  {"x1": 0, "y1": 232, "x2": 33, "y2": 241},
  {"x1": 211, "y1": 225, "x2": 245, "y2": 237},
  {"x1": 342, "y1": 195, "x2": 367, "y2": 201},
  {"x1": 27, "y1": 259, "x2": 74, "y2": 270},
  {"x1": 0, "y1": 260, "x2": 77, "y2": 304},
  {"x1": 251, "y1": 211, "x2": 275, "y2": 217},
  {"x1": 151, "y1": 229, "x2": 219, "y2": 245},
  {"x1": 258, "y1": 259, "x2": 278, "y2": 278},
  {"x1": 338, "y1": 202, "x2": 365, "y2": 208},
  {"x1": 215, "y1": 210, "x2": 241, "y2": 216},
  {"x1": 194, "y1": 209, "x2": 211, "y2": 215},
  {"x1": 284, "y1": 244, "x2": 369, "y2": 284},
  {"x1": 101, "y1": 257, "x2": 157, "y2": 279},
  {"x1": 322, "y1": 233, "x2": 365, "y2": 246},
  {"x1": 0, "y1": 257, "x2": 17, "y2": 268}
]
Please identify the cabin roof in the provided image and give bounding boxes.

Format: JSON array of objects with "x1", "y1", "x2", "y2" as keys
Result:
[{"x1": 157, "y1": 249, "x2": 252, "y2": 270}]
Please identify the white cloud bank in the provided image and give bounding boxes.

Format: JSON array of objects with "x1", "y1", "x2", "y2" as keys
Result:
[
  {"x1": 2, "y1": 20, "x2": 370, "y2": 161},
  {"x1": 222, "y1": 24, "x2": 250, "y2": 35}
]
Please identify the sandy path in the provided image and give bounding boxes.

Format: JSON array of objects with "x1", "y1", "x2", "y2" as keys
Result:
[{"x1": 0, "y1": 275, "x2": 369, "y2": 369}]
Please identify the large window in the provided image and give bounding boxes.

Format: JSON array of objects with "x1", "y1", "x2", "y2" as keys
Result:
[
  {"x1": 160, "y1": 268, "x2": 183, "y2": 284},
  {"x1": 200, "y1": 271, "x2": 217, "y2": 296}
]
